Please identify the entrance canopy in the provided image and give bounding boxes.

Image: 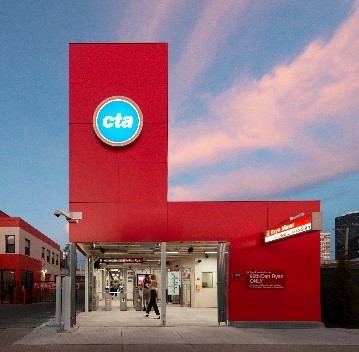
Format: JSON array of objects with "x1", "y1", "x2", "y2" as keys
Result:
[{"x1": 77, "y1": 241, "x2": 219, "y2": 267}]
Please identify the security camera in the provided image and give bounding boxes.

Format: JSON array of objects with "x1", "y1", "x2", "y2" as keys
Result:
[
  {"x1": 54, "y1": 209, "x2": 70, "y2": 219},
  {"x1": 54, "y1": 209, "x2": 82, "y2": 223}
]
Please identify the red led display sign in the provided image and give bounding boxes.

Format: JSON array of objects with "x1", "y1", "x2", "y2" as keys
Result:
[
  {"x1": 264, "y1": 212, "x2": 322, "y2": 243},
  {"x1": 99, "y1": 258, "x2": 143, "y2": 264}
]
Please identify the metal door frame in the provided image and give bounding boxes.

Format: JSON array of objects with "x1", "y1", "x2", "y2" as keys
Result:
[{"x1": 217, "y1": 241, "x2": 229, "y2": 324}]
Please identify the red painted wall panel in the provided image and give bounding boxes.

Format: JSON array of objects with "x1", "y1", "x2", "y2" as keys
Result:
[
  {"x1": 69, "y1": 43, "x2": 168, "y2": 241},
  {"x1": 167, "y1": 201, "x2": 268, "y2": 241},
  {"x1": 70, "y1": 83, "x2": 168, "y2": 125},
  {"x1": 69, "y1": 44, "x2": 167, "y2": 86},
  {"x1": 168, "y1": 201, "x2": 321, "y2": 322},
  {"x1": 69, "y1": 123, "x2": 168, "y2": 165},
  {"x1": 69, "y1": 202, "x2": 168, "y2": 243},
  {"x1": 69, "y1": 43, "x2": 321, "y2": 323}
]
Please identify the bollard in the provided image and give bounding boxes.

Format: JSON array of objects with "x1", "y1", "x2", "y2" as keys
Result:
[
  {"x1": 55, "y1": 276, "x2": 62, "y2": 325},
  {"x1": 22, "y1": 288, "x2": 28, "y2": 304},
  {"x1": 62, "y1": 276, "x2": 71, "y2": 331},
  {"x1": 92, "y1": 294, "x2": 98, "y2": 311}
]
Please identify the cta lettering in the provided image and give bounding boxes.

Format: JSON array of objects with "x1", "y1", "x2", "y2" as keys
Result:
[{"x1": 103, "y1": 113, "x2": 133, "y2": 128}]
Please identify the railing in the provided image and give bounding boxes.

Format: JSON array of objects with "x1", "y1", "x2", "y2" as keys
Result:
[
  {"x1": 0, "y1": 281, "x2": 35, "y2": 304},
  {"x1": 32, "y1": 281, "x2": 57, "y2": 303},
  {"x1": 0, "y1": 280, "x2": 85, "y2": 304}
]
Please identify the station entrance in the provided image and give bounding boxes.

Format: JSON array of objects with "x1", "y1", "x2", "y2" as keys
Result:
[
  {"x1": 76, "y1": 241, "x2": 229, "y2": 326},
  {"x1": 68, "y1": 43, "x2": 322, "y2": 326}
]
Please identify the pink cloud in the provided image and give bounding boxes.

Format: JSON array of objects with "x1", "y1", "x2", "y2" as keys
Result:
[
  {"x1": 118, "y1": 0, "x2": 182, "y2": 42},
  {"x1": 169, "y1": 2, "x2": 359, "y2": 200},
  {"x1": 171, "y1": 0, "x2": 249, "y2": 117}
]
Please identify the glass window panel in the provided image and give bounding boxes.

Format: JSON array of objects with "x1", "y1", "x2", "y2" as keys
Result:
[
  {"x1": 25, "y1": 239, "x2": 30, "y2": 256},
  {"x1": 202, "y1": 272, "x2": 213, "y2": 288},
  {"x1": 5, "y1": 235, "x2": 15, "y2": 253}
]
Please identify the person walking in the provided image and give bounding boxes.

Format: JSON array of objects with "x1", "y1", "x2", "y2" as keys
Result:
[
  {"x1": 142, "y1": 274, "x2": 151, "y2": 311},
  {"x1": 144, "y1": 274, "x2": 160, "y2": 319}
]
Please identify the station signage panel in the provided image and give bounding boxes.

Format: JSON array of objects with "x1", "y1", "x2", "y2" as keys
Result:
[
  {"x1": 245, "y1": 270, "x2": 286, "y2": 289},
  {"x1": 168, "y1": 271, "x2": 181, "y2": 295},
  {"x1": 264, "y1": 212, "x2": 322, "y2": 244}
]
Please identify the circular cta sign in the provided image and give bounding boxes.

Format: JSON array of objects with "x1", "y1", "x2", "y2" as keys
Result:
[{"x1": 93, "y1": 96, "x2": 143, "y2": 147}]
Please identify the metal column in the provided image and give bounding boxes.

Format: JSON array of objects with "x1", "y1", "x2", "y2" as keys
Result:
[
  {"x1": 217, "y1": 242, "x2": 229, "y2": 324},
  {"x1": 87, "y1": 255, "x2": 94, "y2": 312},
  {"x1": 161, "y1": 242, "x2": 166, "y2": 326},
  {"x1": 69, "y1": 242, "x2": 76, "y2": 326},
  {"x1": 85, "y1": 255, "x2": 90, "y2": 312}
]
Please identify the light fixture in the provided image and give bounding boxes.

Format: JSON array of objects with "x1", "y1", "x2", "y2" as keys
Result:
[
  {"x1": 204, "y1": 251, "x2": 217, "y2": 254},
  {"x1": 166, "y1": 251, "x2": 178, "y2": 254}
]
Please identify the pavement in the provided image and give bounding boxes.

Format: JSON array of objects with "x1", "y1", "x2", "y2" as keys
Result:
[{"x1": 1, "y1": 300, "x2": 359, "y2": 351}]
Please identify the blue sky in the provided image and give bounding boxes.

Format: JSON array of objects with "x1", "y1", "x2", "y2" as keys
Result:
[{"x1": 0, "y1": 1, "x2": 358, "y2": 258}]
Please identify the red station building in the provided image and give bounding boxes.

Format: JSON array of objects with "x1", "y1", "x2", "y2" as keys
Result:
[
  {"x1": 0, "y1": 211, "x2": 61, "y2": 303},
  {"x1": 69, "y1": 43, "x2": 322, "y2": 325}
]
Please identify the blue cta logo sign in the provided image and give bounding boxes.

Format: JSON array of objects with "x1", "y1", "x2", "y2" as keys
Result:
[{"x1": 93, "y1": 96, "x2": 143, "y2": 147}]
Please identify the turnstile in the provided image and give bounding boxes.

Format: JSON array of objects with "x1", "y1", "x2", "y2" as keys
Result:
[
  {"x1": 119, "y1": 290, "x2": 127, "y2": 311},
  {"x1": 133, "y1": 287, "x2": 142, "y2": 311},
  {"x1": 104, "y1": 292, "x2": 112, "y2": 311}
]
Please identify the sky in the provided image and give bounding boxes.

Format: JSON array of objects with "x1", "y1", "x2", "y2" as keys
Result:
[{"x1": 0, "y1": 0, "x2": 358, "y2": 258}]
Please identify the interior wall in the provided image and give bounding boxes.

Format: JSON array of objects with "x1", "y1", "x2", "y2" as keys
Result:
[{"x1": 193, "y1": 255, "x2": 217, "y2": 307}]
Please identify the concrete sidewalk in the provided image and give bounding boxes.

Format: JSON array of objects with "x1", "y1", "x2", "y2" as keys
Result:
[
  {"x1": 13, "y1": 303, "x2": 359, "y2": 346},
  {"x1": 14, "y1": 321, "x2": 359, "y2": 346}
]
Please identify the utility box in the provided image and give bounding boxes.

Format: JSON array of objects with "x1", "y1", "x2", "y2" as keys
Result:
[{"x1": 104, "y1": 293, "x2": 112, "y2": 311}]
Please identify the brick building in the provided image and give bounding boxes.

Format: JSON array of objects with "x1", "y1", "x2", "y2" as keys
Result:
[{"x1": 0, "y1": 210, "x2": 61, "y2": 303}]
